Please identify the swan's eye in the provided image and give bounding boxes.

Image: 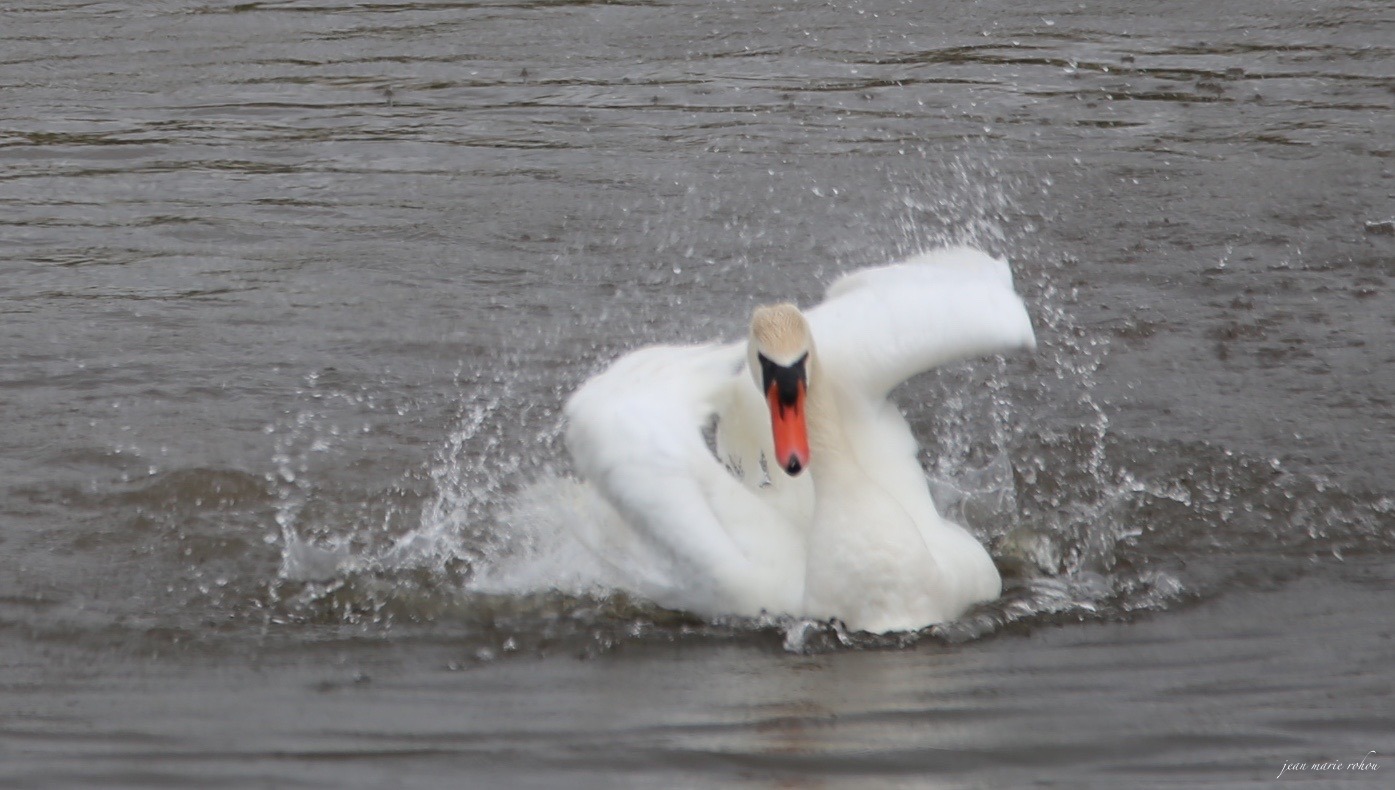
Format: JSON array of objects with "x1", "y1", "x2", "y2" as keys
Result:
[{"x1": 758, "y1": 352, "x2": 808, "y2": 405}]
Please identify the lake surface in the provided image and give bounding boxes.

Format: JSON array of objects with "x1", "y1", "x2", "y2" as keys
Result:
[{"x1": 3, "y1": 0, "x2": 1393, "y2": 786}]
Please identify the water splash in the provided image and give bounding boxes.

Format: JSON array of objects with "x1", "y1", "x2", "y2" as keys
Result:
[
  {"x1": 482, "y1": 148, "x2": 1174, "y2": 645},
  {"x1": 251, "y1": 146, "x2": 1392, "y2": 654},
  {"x1": 384, "y1": 386, "x2": 509, "y2": 573}
]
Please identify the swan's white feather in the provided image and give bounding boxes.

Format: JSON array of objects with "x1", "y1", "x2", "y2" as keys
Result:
[
  {"x1": 564, "y1": 343, "x2": 805, "y2": 616},
  {"x1": 811, "y1": 246, "x2": 1036, "y2": 400},
  {"x1": 562, "y1": 246, "x2": 1035, "y2": 630}
]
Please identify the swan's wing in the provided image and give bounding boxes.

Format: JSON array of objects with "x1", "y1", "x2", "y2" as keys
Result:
[
  {"x1": 713, "y1": 373, "x2": 816, "y2": 530},
  {"x1": 564, "y1": 342, "x2": 805, "y2": 616},
  {"x1": 807, "y1": 246, "x2": 1036, "y2": 399}
]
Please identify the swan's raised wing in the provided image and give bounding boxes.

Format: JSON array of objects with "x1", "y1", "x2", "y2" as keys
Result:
[
  {"x1": 563, "y1": 342, "x2": 805, "y2": 616},
  {"x1": 807, "y1": 246, "x2": 1036, "y2": 399}
]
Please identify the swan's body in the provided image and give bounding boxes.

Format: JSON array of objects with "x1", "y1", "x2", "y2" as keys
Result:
[{"x1": 564, "y1": 247, "x2": 1036, "y2": 632}]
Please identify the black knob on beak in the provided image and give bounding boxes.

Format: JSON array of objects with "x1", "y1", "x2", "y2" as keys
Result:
[{"x1": 784, "y1": 457, "x2": 803, "y2": 476}]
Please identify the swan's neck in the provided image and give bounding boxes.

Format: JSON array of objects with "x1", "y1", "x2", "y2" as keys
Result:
[{"x1": 803, "y1": 355, "x2": 860, "y2": 485}]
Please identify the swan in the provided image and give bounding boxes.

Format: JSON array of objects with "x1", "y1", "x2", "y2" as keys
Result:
[{"x1": 563, "y1": 246, "x2": 1036, "y2": 633}]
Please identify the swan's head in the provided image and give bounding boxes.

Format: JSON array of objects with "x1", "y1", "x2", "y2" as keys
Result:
[{"x1": 749, "y1": 303, "x2": 812, "y2": 477}]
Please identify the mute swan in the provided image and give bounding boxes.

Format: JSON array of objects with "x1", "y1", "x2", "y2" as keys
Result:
[{"x1": 564, "y1": 247, "x2": 1036, "y2": 633}]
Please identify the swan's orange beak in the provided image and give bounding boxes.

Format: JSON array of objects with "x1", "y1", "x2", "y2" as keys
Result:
[{"x1": 766, "y1": 378, "x2": 810, "y2": 477}]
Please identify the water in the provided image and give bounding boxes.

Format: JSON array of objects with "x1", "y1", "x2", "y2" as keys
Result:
[{"x1": 3, "y1": 0, "x2": 1393, "y2": 786}]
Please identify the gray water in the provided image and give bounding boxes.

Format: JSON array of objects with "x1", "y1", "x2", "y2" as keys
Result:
[{"x1": 3, "y1": 1, "x2": 1394, "y2": 786}]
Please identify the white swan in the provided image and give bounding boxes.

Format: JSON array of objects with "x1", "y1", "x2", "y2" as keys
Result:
[{"x1": 563, "y1": 247, "x2": 1036, "y2": 633}]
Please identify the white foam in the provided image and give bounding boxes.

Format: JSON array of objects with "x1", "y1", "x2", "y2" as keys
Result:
[{"x1": 466, "y1": 475, "x2": 629, "y2": 597}]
